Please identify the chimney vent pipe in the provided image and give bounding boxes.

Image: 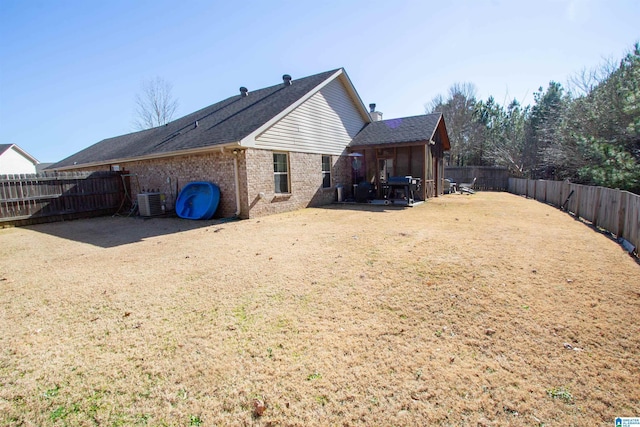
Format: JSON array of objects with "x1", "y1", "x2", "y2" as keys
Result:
[
  {"x1": 239, "y1": 86, "x2": 248, "y2": 97},
  {"x1": 282, "y1": 74, "x2": 292, "y2": 86},
  {"x1": 369, "y1": 103, "x2": 383, "y2": 121}
]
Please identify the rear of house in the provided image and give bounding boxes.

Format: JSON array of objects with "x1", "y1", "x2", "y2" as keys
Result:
[{"x1": 48, "y1": 68, "x2": 450, "y2": 219}]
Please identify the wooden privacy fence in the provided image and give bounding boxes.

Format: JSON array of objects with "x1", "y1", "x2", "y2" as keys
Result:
[
  {"x1": 445, "y1": 166, "x2": 509, "y2": 191},
  {"x1": 0, "y1": 172, "x2": 125, "y2": 226},
  {"x1": 509, "y1": 178, "x2": 640, "y2": 254}
]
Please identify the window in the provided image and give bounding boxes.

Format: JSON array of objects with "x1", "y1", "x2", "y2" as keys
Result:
[
  {"x1": 322, "y1": 155, "x2": 331, "y2": 188},
  {"x1": 273, "y1": 153, "x2": 289, "y2": 193}
]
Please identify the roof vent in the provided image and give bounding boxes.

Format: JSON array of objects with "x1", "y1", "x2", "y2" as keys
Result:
[
  {"x1": 282, "y1": 74, "x2": 292, "y2": 86},
  {"x1": 240, "y1": 86, "x2": 248, "y2": 97},
  {"x1": 369, "y1": 103, "x2": 383, "y2": 121},
  {"x1": 194, "y1": 120, "x2": 199, "y2": 128}
]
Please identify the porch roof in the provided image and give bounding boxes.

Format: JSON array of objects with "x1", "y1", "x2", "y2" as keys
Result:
[{"x1": 349, "y1": 113, "x2": 450, "y2": 150}]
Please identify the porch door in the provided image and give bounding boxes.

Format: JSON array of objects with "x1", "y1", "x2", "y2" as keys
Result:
[
  {"x1": 378, "y1": 158, "x2": 394, "y2": 198},
  {"x1": 378, "y1": 158, "x2": 394, "y2": 182}
]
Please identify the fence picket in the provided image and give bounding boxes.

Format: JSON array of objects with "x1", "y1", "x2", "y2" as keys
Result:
[
  {"x1": 509, "y1": 178, "x2": 639, "y2": 256},
  {"x1": 445, "y1": 167, "x2": 509, "y2": 191},
  {"x1": 0, "y1": 172, "x2": 126, "y2": 226}
]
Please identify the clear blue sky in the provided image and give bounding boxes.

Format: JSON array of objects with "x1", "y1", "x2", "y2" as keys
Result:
[{"x1": 1, "y1": 0, "x2": 638, "y2": 162}]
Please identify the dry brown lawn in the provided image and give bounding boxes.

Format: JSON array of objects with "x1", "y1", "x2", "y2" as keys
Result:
[{"x1": 0, "y1": 192, "x2": 638, "y2": 426}]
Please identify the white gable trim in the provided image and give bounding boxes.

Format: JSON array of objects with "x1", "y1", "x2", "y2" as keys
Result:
[
  {"x1": 253, "y1": 78, "x2": 367, "y2": 155},
  {"x1": 3, "y1": 144, "x2": 39, "y2": 165},
  {"x1": 338, "y1": 70, "x2": 373, "y2": 124},
  {"x1": 430, "y1": 115, "x2": 441, "y2": 141},
  {"x1": 240, "y1": 69, "x2": 371, "y2": 148}
]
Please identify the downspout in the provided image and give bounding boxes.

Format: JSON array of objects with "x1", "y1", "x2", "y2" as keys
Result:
[{"x1": 233, "y1": 154, "x2": 241, "y2": 217}]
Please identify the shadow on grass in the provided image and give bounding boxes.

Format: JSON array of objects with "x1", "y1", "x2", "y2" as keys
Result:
[
  {"x1": 315, "y1": 201, "x2": 426, "y2": 214},
  {"x1": 24, "y1": 200, "x2": 434, "y2": 248},
  {"x1": 23, "y1": 214, "x2": 236, "y2": 248},
  {"x1": 564, "y1": 210, "x2": 640, "y2": 265}
]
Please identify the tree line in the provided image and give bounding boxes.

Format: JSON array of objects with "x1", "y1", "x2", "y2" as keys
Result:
[{"x1": 427, "y1": 42, "x2": 640, "y2": 194}]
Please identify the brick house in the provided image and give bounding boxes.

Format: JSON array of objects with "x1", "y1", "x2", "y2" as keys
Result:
[{"x1": 49, "y1": 68, "x2": 450, "y2": 219}]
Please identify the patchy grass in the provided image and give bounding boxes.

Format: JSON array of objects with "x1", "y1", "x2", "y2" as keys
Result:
[
  {"x1": 0, "y1": 192, "x2": 638, "y2": 426},
  {"x1": 547, "y1": 386, "x2": 574, "y2": 404}
]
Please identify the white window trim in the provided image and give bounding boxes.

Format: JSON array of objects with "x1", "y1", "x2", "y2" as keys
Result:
[
  {"x1": 273, "y1": 152, "x2": 290, "y2": 194},
  {"x1": 322, "y1": 155, "x2": 332, "y2": 189}
]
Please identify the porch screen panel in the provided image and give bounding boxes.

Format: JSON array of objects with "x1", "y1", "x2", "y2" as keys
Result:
[
  {"x1": 396, "y1": 147, "x2": 410, "y2": 177},
  {"x1": 411, "y1": 146, "x2": 423, "y2": 179},
  {"x1": 365, "y1": 149, "x2": 377, "y2": 183}
]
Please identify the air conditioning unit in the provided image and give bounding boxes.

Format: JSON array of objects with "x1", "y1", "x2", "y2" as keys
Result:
[{"x1": 137, "y1": 192, "x2": 164, "y2": 217}]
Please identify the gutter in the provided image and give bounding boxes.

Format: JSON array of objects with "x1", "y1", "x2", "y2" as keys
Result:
[
  {"x1": 232, "y1": 151, "x2": 241, "y2": 217},
  {"x1": 49, "y1": 142, "x2": 242, "y2": 171}
]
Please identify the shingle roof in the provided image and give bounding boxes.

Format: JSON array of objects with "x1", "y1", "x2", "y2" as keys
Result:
[
  {"x1": 0, "y1": 144, "x2": 12, "y2": 155},
  {"x1": 349, "y1": 113, "x2": 443, "y2": 147},
  {"x1": 50, "y1": 69, "x2": 341, "y2": 169}
]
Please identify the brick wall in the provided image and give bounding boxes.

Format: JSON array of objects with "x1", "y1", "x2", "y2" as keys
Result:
[
  {"x1": 244, "y1": 148, "x2": 351, "y2": 218},
  {"x1": 60, "y1": 148, "x2": 351, "y2": 220},
  {"x1": 71, "y1": 152, "x2": 241, "y2": 218},
  {"x1": 125, "y1": 153, "x2": 241, "y2": 218}
]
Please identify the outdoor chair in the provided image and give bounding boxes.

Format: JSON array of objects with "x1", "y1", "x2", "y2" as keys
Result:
[
  {"x1": 459, "y1": 177, "x2": 476, "y2": 194},
  {"x1": 444, "y1": 178, "x2": 458, "y2": 194}
]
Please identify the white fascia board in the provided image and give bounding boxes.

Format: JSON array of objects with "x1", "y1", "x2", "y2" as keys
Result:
[
  {"x1": 240, "y1": 69, "x2": 372, "y2": 148},
  {"x1": 50, "y1": 142, "x2": 241, "y2": 171},
  {"x1": 10, "y1": 144, "x2": 40, "y2": 165},
  {"x1": 429, "y1": 114, "x2": 442, "y2": 142},
  {"x1": 430, "y1": 113, "x2": 451, "y2": 151},
  {"x1": 337, "y1": 70, "x2": 374, "y2": 123}
]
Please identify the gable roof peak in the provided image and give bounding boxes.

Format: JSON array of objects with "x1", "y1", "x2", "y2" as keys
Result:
[{"x1": 0, "y1": 143, "x2": 40, "y2": 164}]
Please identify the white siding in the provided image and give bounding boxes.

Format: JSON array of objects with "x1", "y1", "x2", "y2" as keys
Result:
[
  {"x1": 254, "y1": 78, "x2": 366, "y2": 155},
  {"x1": 0, "y1": 147, "x2": 37, "y2": 174}
]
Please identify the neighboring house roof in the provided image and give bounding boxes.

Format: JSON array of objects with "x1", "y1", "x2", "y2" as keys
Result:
[
  {"x1": 0, "y1": 144, "x2": 39, "y2": 164},
  {"x1": 50, "y1": 68, "x2": 371, "y2": 170},
  {"x1": 36, "y1": 162, "x2": 54, "y2": 173},
  {"x1": 349, "y1": 113, "x2": 450, "y2": 150}
]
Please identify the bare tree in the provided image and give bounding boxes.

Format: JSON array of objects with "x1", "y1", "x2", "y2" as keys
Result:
[
  {"x1": 133, "y1": 77, "x2": 178, "y2": 130},
  {"x1": 567, "y1": 57, "x2": 617, "y2": 96},
  {"x1": 426, "y1": 83, "x2": 483, "y2": 166}
]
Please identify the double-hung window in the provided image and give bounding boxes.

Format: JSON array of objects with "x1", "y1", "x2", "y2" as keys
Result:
[
  {"x1": 273, "y1": 153, "x2": 289, "y2": 193},
  {"x1": 322, "y1": 155, "x2": 331, "y2": 188}
]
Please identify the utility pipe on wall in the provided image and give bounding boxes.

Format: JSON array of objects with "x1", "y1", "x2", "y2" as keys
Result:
[{"x1": 233, "y1": 154, "x2": 241, "y2": 217}]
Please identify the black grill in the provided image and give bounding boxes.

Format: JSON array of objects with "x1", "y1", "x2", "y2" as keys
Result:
[{"x1": 384, "y1": 176, "x2": 420, "y2": 204}]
